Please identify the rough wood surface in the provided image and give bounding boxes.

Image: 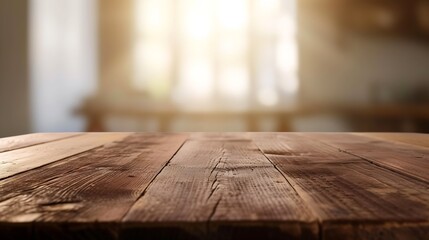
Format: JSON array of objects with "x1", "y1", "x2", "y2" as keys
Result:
[
  {"x1": 358, "y1": 132, "x2": 429, "y2": 149},
  {"x1": 252, "y1": 133, "x2": 429, "y2": 239},
  {"x1": 0, "y1": 133, "x2": 81, "y2": 153},
  {"x1": 0, "y1": 133, "x2": 187, "y2": 239},
  {"x1": 122, "y1": 133, "x2": 317, "y2": 239},
  {"x1": 0, "y1": 132, "x2": 428, "y2": 239},
  {"x1": 0, "y1": 133, "x2": 130, "y2": 180},
  {"x1": 305, "y1": 133, "x2": 429, "y2": 183}
]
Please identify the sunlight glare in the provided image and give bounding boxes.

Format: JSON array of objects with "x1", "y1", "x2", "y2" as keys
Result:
[
  {"x1": 178, "y1": 58, "x2": 214, "y2": 101},
  {"x1": 136, "y1": 0, "x2": 171, "y2": 34},
  {"x1": 218, "y1": 0, "x2": 248, "y2": 30},
  {"x1": 219, "y1": 36, "x2": 247, "y2": 57},
  {"x1": 134, "y1": 0, "x2": 299, "y2": 109},
  {"x1": 181, "y1": 0, "x2": 212, "y2": 40},
  {"x1": 219, "y1": 66, "x2": 249, "y2": 99},
  {"x1": 257, "y1": 0, "x2": 280, "y2": 13}
]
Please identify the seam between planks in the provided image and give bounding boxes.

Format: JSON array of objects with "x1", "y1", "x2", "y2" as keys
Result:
[
  {"x1": 0, "y1": 133, "x2": 85, "y2": 153},
  {"x1": 252, "y1": 137, "x2": 322, "y2": 237},
  {"x1": 338, "y1": 148, "x2": 429, "y2": 185},
  {"x1": 119, "y1": 136, "x2": 189, "y2": 222},
  {"x1": 300, "y1": 134, "x2": 429, "y2": 185},
  {"x1": 0, "y1": 146, "x2": 109, "y2": 205},
  {"x1": 352, "y1": 133, "x2": 429, "y2": 150},
  {"x1": 0, "y1": 134, "x2": 127, "y2": 182},
  {"x1": 260, "y1": 133, "x2": 429, "y2": 240}
]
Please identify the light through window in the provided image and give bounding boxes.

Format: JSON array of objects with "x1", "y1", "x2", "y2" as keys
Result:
[{"x1": 134, "y1": 0, "x2": 298, "y2": 110}]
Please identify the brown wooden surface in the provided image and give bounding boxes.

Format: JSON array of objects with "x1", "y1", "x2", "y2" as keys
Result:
[
  {"x1": 0, "y1": 132, "x2": 428, "y2": 239},
  {"x1": 0, "y1": 133, "x2": 81, "y2": 153},
  {"x1": 305, "y1": 133, "x2": 429, "y2": 183},
  {"x1": 357, "y1": 132, "x2": 429, "y2": 148},
  {"x1": 0, "y1": 133, "x2": 130, "y2": 180}
]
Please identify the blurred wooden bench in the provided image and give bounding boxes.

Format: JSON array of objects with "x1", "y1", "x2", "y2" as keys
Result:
[{"x1": 78, "y1": 96, "x2": 429, "y2": 132}]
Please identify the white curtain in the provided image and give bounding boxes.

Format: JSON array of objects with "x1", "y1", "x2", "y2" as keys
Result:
[{"x1": 30, "y1": 0, "x2": 97, "y2": 132}]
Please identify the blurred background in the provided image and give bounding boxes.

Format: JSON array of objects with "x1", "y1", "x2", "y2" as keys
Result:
[{"x1": 1, "y1": 0, "x2": 429, "y2": 137}]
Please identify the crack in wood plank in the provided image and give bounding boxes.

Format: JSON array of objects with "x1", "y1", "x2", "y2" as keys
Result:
[
  {"x1": 122, "y1": 133, "x2": 317, "y2": 239},
  {"x1": 119, "y1": 136, "x2": 189, "y2": 221},
  {"x1": 253, "y1": 133, "x2": 429, "y2": 239},
  {"x1": 1, "y1": 132, "x2": 428, "y2": 239}
]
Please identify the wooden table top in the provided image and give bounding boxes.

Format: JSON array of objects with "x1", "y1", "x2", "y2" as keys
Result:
[{"x1": 0, "y1": 132, "x2": 428, "y2": 239}]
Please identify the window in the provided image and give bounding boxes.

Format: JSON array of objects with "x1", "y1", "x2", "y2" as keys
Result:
[
  {"x1": 134, "y1": 0, "x2": 298, "y2": 110},
  {"x1": 30, "y1": 0, "x2": 97, "y2": 131}
]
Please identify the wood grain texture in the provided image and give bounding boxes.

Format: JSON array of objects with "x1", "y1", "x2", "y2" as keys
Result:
[
  {"x1": 0, "y1": 133, "x2": 81, "y2": 153},
  {"x1": 0, "y1": 133, "x2": 187, "y2": 239},
  {"x1": 0, "y1": 133, "x2": 130, "y2": 180},
  {"x1": 122, "y1": 133, "x2": 317, "y2": 240},
  {"x1": 0, "y1": 132, "x2": 428, "y2": 240},
  {"x1": 305, "y1": 133, "x2": 429, "y2": 183},
  {"x1": 357, "y1": 132, "x2": 429, "y2": 149},
  {"x1": 252, "y1": 133, "x2": 429, "y2": 239}
]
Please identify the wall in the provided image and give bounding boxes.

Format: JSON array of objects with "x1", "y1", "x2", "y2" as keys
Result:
[
  {"x1": 298, "y1": 4, "x2": 429, "y2": 106},
  {"x1": 0, "y1": 0, "x2": 31, "y2": 137}
]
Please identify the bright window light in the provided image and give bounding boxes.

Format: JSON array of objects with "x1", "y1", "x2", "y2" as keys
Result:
[
  {"x1": 218, "y1": 0, "x2": 248, "y2": 31},
  {"x1": 134, "y1": 0, "x2": 298, "y2": 109}
]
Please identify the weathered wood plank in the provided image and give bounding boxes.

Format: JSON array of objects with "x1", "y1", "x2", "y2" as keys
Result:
[
  {"x1": 250, "y1": 133, "x2": 366, "y2": 165},
  {"x1": 122, "y1": 133, "x2": 317, "y2": 240},
  {"x1": 0, "y1": 133, "x2": 130, "y2": 180},
  {"x1": 322, "y1": 221, "x2": 429, "y2": 240},
  {"x1": 305, "y1": 133, "x2": 429, "y2": 183},
  {"x1": 357, "y1": 132, "x2": 429, "y2": 149},
  {"x1": 1, "y1": 132, "x2": 428, "y2": 239},
  {"x1": 0, "y1": 133, "x2": 81, "y2": 153},
  {"x1": 0, "y1": 133, "x2": 188, "y2": 239},
  {"x1": 253, "y1": 133, "x2": 429, "y2": 239}
]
